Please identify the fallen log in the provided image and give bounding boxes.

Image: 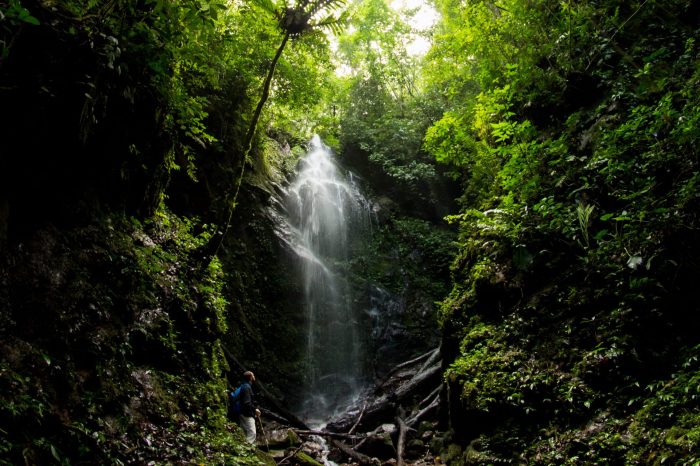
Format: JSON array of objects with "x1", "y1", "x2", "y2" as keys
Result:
[
  {"x1": 351, "y1": 423, "x2": 388, "y2": 452},
  {"x1": 277, "y1": 446, "x2": 304, "y2": 466},
  {"x1": 394, "y1": 362, "x2": 441, "y2": 402},
  {"x1": 348, "y1": 401, "x2": 367, "y2": 435},
  {"x1": 293, "y1": 429, "x2": 363, "y2": 440},
  {"x1": 382, "y1": 347, "x2": 438, "y2": 381},
  {"x1": 329, "y1": 361, "x2": 441, "y2": 433},
  {"x1": 406, "y1": 393, "x2": 439, "y2": 428},
  {"x1": 376, "y1": 347, "x2": 441, "y2": 394},
  {"x1": 326, "y1": 395, "x2": 394, "y2": 433},
  {"x1": 418, "y1": 385, "x2": 441, "y2": 410},
  {"x1": 294, "y1": 451, "x2": 324, "y2": 466},
  {"x1": 417, "y1": 347, "x2": 441, "y2": 374},
  {"x1": 332, "y1": 439, "x2": 374, "y2": 465}
]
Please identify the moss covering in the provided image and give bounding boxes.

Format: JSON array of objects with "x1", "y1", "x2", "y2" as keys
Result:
[{"x1": 0, "y1": 210, "x2": 264, "y2": 464}]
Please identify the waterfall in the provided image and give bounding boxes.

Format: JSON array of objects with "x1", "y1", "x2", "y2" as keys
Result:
[{"x1": 283, "y1": 135, "x2": 373, "y2": 423}]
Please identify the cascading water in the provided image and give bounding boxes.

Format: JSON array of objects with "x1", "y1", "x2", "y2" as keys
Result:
[{"x1": 283, "y1": 135, "x2": 373, "y2": 424}]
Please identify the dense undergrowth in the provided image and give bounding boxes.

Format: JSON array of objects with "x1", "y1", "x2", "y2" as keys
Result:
[
  {"x1": 0, "y1": 210, "x2": 272, "y2": 464},
  {"x1": 0, "y1": 0, "x2": 323, "y2": 462},
  {"x1": 1, "y1": 0, "x2": 454, "y2": 461},
  {"x1": 423, "y1": 0, "x2": 700, "y2": 463}
]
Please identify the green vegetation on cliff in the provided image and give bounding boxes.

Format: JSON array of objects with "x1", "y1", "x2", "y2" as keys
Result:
[
  {"x1": 0, "y1": 0, "x2": 331, "y2": 462},
  {"x1": 0, "y1": 210, "x2": 273, "y2": 464},
  {"x1": 420, "y1": 0, "x2": 700, "y2": 463}
]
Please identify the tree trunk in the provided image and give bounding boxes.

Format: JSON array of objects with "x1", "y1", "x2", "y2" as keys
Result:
[
  {"x1": 406, "y1": 392, "x2": 440, "y2": 427},
  {"x1": 331, "y1": 439, "x2": 374, "y2": 465},
  {"x1": 204, "y1": 31, "x2": 292, "y2": 262},
  {"x1": 395, "y1": 407, "x2": 408, "y2": 466}
]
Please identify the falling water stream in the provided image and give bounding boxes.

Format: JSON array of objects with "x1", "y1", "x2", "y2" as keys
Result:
[{"x1": 283, "y1": 135, "x2": 374, "y2": 425}]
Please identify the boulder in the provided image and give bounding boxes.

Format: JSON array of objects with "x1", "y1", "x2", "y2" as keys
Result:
[
  {"x1": 294, "y1": 451, "x2": 323, "y2": 466},
  {"x1": 356, "y1": 432, "x2": 395, "y2": 459},
  {"x1": 264, "y1": 428, "x2": 302, "y2": 449},
  {"x1": 405, "y1": 438, "x2": 426, "y2": 459}
]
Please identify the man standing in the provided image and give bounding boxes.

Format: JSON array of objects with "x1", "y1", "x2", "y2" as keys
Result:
[{"x1": 237, "y1": 371, "x2": 261, "y2": 444}]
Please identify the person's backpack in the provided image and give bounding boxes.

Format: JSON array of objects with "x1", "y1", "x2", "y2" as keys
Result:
[{"x1": 227, "y1": 383, "x2": 249, "y2": 418}]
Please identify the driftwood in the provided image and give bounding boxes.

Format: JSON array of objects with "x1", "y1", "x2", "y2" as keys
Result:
[
  {"x1": 328, "y1": 356, "x2": 442, "y2": 433},
  {"x1": 376, "y1": 347, "x2": 440, "y2": 394},
  {"x1": 328, "y1": 396, "x2": 396, "y2": 433},
  {"x1": 406, "y1": 393, "x2": 440, "y2": 428},
  {"x1": 351, "y1": 423, "x2": 388, "y2": 452},
  {"x1": 418, "y1": 385, "x2": 441, "y2": 410},
  {"x1": 394, "y1": 362, "x2": 441, "y2": 402},
  {"x1": 332, "y1": 439, "x2": 374, "y2": 465},
  {"x1": 294, "y1": 429, "x2": 363, "y2": 440},
  {"x1": 418, "y1": 347, "x2": 441, "y2": 374},
  {"x1": 382, "y1": 347, "x2": 438, "y2": 381},
  {"x1": 348, "y1": 401, "x2": 367, "y2": 435},
  {"x1": 395, "y1": 407, "x2": 409, "y2": 466}
]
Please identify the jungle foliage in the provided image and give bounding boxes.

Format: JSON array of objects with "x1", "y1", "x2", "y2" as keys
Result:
[
  {"x1": 2, "y1": 0, "x2": 700, "y2": 463},
  {"x1": 0, "y1": 210, "x2": 275, "y2": 464},
  {"x1": 419, "y1": 0, "x2": 700, "y2": 463},
  {"x1": 334, "y1": 0, "x2": 458, "y2": 220},
  {"x1": 0, "y1": 0, "x2": 334, "y2": 462},
  {"x1": 0, "y1": 0, "x2": 333, "y2": 231}
]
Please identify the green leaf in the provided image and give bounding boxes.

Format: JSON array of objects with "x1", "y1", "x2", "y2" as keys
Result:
[
  {"x1": 50, "y1": 445, "x2": 60, "y2": 461},
  {"x1": 20, "y1": 14, "x2": 39, "y2": 25},
  {"x1": 594, "y1": 229, "x2": 609, "y2": 241},
  {"x1": 512, "y1": 244, "x2": 533, "y2": 271}
]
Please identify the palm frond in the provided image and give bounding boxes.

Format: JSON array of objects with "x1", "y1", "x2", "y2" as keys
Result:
[
  {"x1": 306, "y1": 0, "x2": 346, "y2": 18},
  {"x1": 311, "y1": 8, "x2": 349, "y2": 35}
]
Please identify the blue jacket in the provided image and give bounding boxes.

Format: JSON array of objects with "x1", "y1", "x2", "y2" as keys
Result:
[{"x1": 237, "y1": 382, "x2": 255, "y2": 417}]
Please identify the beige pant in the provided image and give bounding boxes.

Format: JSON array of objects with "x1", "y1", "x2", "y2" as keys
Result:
[{"x1": 240, "y1": 415, "x2": 256, "y2": 444}]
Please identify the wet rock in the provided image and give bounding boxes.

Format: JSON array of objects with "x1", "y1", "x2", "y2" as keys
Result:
[
  {"x1": 429, "y1": 430, "x2": 450, "y2": 454},
  {"x1": 294, "y1": 451, "x2": 323, "y2": 466},
  {"x1": 265, "y1": 428, "x2": 302, "y2": 448},
  {"x1": 268, "y1": 449, "x2": 287, "y2": 461},
  {"x1": 357, "y1": 432, "x2": 396, "y2": 459},
  {"x1": 441, "y1": 443, "x2": 463, "y2": 464},
  {"x1": 418, "y1": 421, "x2": 436, "y2": 435},
  {"x1": 380, "y1": 423, "x2": 396, "y2": 434},
  {"x1": 301, "y1": 440, "x2": 324, "y2": 457},
  {"x1": 327, "y1": 445, "x2": 345, "y2": 463},
  {"x1": 405, "y1": 438, "x2": 426, "y2": 458}
]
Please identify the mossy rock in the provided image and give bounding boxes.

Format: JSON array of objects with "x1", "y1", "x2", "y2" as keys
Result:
[
  {"x1": 254, "y1": 450, "x2": 277, "y2": 466},
  {"x1": 264, "y1": 428, "x2": 302, "y2": 448},
  {"x1": 441, "y1": 443, "x2": 463, "y2": 464},
  {"x1": 294, "y1": 451, "x2": 323, "y2": 466}
]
